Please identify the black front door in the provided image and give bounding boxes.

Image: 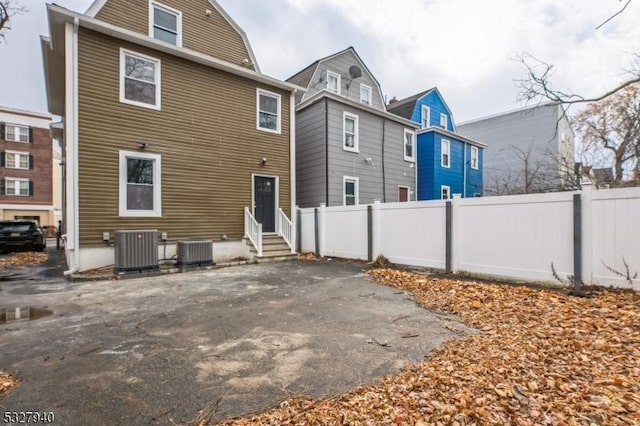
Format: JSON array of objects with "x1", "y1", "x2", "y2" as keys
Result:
[{"x1": 254, "y1": 176, "x2": 276, "y2": 232}]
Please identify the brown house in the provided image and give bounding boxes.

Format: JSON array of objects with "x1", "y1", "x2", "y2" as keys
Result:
[
  {"x1": 41, "y1": 0, "x2": 302, "y2": 272},
  {"x1": 0, "y1": 107, "x2": 55, "y2": 227}
]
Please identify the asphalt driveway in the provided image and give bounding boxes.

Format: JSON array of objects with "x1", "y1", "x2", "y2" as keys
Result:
[{"x1": 0, "y1": 255, "x2": 474, "y2": 425}]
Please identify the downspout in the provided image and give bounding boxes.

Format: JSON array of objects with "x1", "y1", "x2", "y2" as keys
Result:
[
  {"x1": 64, "y1": 17, "x2": 80, "y2": 275},
  {"x1": 381, "y1": 119, "x2": 386, "y2": 202},
  {"x1": 463, "y1": 141, "x2": 467, "y2": 198},
  {"x1": 290, "y1": 89, "x2": 297, "y2": 252},
  {"x1": 324, "y1": 97, "x2": 329, "y2": 206}
]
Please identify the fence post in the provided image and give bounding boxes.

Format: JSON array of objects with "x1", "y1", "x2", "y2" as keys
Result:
[
  {"x1": 573, "y1": 194, "x2": 583, "y2": 291},
  {"x1": 314, "y1": 207, "x2": 319, "y2": 256},
  {"x1": 451, "y1": 194, "x2": 462, "y2": 273},
  {"x1": 319, "y1": 203, "x2": 326, "y2": 257},
  {"x1": 367, "y1": 205, "x2": 373, "y2": 262},
  {"x1": 372, "y1": 200, "x2": 381, "y2": 260},
  {"x1": 581, "y1": 183, "x2": 593, "y2": 286},
  {"x1": 445, "y1": 200, "x2": 452, "y2": 273},
  {"x1": 296, "y1": 206, "x2": 301, "y2": 254}
]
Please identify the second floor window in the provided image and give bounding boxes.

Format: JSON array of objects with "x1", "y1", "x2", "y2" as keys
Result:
[
  {"x1": 441, "y1": 139, "x2": 450, "y2": 168},
  {"x1": 343, "y1": 112, "x2": 359, "y2": 152},
  {"x1": 4, "y1": 124, "x2": 30, "y2": 143},
  {"x1": 150, "y1": 2, "x2": 182, "y2": 46},
  {"x1": 4, "y1": 178, "x2": 30, "y2": 196},
  {"x1": 327, "y1": 71, "x2": 340, "y2": 94},
  {"x1": 404, "y1": 129, "x2": 415, "y2": 162},
  {"x1": 120, "y1": 49, "x2": 161, "y2": 110},
  {"x1": 257, "y1": 89, "x2": 281, "y2": 133},
  {"x1": 471, "y1": 146, "x2": 479, "y2": 170}
]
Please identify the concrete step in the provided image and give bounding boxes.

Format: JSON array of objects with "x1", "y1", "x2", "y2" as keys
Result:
[{"x1": 255, "y1": 253, "x2": 298, "y2": 263}]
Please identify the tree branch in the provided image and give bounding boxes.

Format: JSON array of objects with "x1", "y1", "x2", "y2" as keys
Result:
[{"x1": 596, "y1": 0, "x2": 633, "y2": 30}]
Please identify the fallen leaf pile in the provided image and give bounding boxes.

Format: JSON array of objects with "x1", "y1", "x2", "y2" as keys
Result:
[
  {"x1": 298, "y1": 253, "x2": 319, "y2": 261},
  {"x1": 0, "y1": 371, "x2": 18, "y2": 395},
  {"x1": 0, "y1": 252, "x2": 48, "y2": 271},
  {"x1": 220, "y1": 269, "x2": 640, "y2": 425}
]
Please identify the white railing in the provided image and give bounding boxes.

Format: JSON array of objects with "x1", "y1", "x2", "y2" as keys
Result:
[
  {"x1": 244, "y1": 207, "x2": 262, "y2": 257},
  {"x1": 277, "y1": 208, "x2": 294, "y2": 253}
]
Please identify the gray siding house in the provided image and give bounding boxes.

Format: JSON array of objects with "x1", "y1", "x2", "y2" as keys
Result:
[
  {"x1": 288, "y1": 47, "x2": 419, "y2": 208},
  {"x1": 457, "y1": 103, "x2": 575, "y2": 195}
]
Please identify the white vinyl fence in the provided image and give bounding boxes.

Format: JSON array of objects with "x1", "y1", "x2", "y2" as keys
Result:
[{"x1": 298, "y1": 185, "x2": 640, "y2": 290}]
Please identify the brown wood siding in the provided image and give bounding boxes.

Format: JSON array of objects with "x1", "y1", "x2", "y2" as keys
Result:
[
  {"x1": 77, "y1": 28, "x2": 290, "y2": 247},
  {"x1": 95, "y1": 0, "x2": 254, "y2": 69}
]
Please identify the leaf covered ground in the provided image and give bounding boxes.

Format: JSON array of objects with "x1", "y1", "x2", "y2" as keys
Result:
[
  {"x1": 0, "y1": 252, "x2": 48, "y2": 271},
  {"x1": 0, "y1": 372, "x2": 18, "y2": 395},
  {"x1": 219, "y1": 268, "x2": 640, "y2": 425}
]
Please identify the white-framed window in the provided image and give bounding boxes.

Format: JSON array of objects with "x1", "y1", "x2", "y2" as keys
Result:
[
  {"x1": 360, "y1": 84, "x2": 372, "y2": 105},
  {"x1": 5, "y1": 151, "x2": 30, "y2": 169},
  {"x1": 440, "y1": 113, "x2": 448, "y2": 129},
  {"x1": 441, "y1": 139, "x2": 450, "y2": 168},
  {"x1": 256, "y1": 88, "x2": 281, "y2": 134},
  {"x1": 470, "y1": 146, "x2": 479, "y2": 170},
  {"x1": 4, "y1": 124, "x2": 30, "y2": 143},
  {"x1": 343, "y1": 112, "x2": 359, "y2": 153},
  {"x1": 120, "y1": 49, "x2": 161, "y2": 110},
  {"x1": 119, "y1": 151, "x2": 162, "y2": 217},
  {"x1": 421, "y1": 105, "x2": 430, "y2": 128},
  {"x1": 5, "y1": 178, "x2": 30, "y2": 196},
  {"x1": 149, "y1": 1, "x2": 182, "y2": 46},
  {"x1": 343, "y1": 176, "x2": 359, "y2": 206},
  {"x1": 441, "y1": 185, "x2": 450, "y2": 200},
  {"x1": 403, "y1": 129, "x2": 415, "y2": 162},
  {"x1": 326, "y1": 70, "x2": 340, "y2": 94}
]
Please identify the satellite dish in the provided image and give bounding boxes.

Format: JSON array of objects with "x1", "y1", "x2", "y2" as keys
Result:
[{"x1": 348, "y1": 65, "x2": 362, "y2": 80}]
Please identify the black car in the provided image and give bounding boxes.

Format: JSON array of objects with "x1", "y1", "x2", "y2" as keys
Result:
[{"x1": 0, "y1": 220, "x2": 46, "y2": 253}]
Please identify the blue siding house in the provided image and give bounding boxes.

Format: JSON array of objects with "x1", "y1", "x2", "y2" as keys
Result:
[{"x1": 388, "y1": 88, "x2": 486, "y2": 199}]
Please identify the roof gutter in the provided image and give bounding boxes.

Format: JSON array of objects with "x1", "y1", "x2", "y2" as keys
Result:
[{"x1": 46, "y1": 4, "x2": 305, "y2": 93}]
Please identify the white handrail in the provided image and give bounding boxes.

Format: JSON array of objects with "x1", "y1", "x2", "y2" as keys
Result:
[
  {"x1": 277, "y1": 208, "x2": 294, "y2": 252},
  {"x1": 244, "y1": 207, "x2": 262, "y2": 257}
]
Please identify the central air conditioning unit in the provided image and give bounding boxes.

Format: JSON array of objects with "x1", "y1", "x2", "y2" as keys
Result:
[
  {"x1": 114, "y1": 230, "x2": 159, "y2": 274},
  {"x1": 177, "y1": 240, "x2": 214, "y2": 268}
]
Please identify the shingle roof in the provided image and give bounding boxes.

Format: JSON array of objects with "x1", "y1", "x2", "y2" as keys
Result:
[
  {"x1": 286, "y1": 60, "x2": 319, "y2": 88},
  {"x1": 387, "y1": 88, "x2": 434, "y2": 119}
]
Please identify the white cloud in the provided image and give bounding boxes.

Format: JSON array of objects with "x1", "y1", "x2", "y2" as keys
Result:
[{"x1": 0, "y1": 0, "x2": 638, "y2": 121}]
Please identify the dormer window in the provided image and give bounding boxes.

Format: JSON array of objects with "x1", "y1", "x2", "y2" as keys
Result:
[
  {"x1": 421, "y1": 106, "x2": 430, "y2": 128},
  {"x1": 326, "y1": 71, "x2": 340, "y2": 94},
  {"x1": 150, "y1": 1, "x2": 182, "y2": 46}
]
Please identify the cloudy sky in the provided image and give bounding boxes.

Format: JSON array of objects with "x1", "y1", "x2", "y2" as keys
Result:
[{"x1": 0, "y1": 0, "x2": 638, "y2": 122}]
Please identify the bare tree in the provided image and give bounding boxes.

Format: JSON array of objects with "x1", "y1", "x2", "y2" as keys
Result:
[
  {"x1": 572, "y1": 84, "x2": 640, "y2": 185},
  {"x1": 0, "y1": 1, "x2": 27, "y2": 41}
]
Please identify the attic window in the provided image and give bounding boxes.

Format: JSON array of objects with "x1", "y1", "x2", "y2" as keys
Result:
[
  {"x1": 150, "y1": 1, "x2": 182, "y2": 46},
  {"x1": 440, "y1": 113, "x2": 448, "y2": 129},
  {"x1": 326, "y1": 71, "x2": 340, "y2": 94},
  {"x1": 360, "y1": 84, "x2": 372, "y2": 105}
]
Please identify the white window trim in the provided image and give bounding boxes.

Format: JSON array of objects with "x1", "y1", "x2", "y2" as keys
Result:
[
  {"x1": 398, "y1": 185, "x2": 410, "y2": 202},
  {"x1": 343, "y1": 112, "x2": 359, "y2": 153},
  {"x1": 4, "y1": 124, "x2": 30, "y2": 143},
  {"x1": 326, "y1": 70, "x2": 341, "y2": 94},
  {"x1": 343, "y1": 176, "x2": 359, "y2": 206},
  {"x1": 403, "y1": 129, "x2": 415, "y2": 162},
  {"x1": 360, "y1": 83, "x2": 372, "y2": 105},
  {"x1": 5, "y1": 150, "x2": 30, "y2": 170},
  {"x1": 421, "y1": 105, "x2": 430, "y2": 128},
  {"x1": 149, "y1": 0, "x2": 183, "y2": 47},
  {"x1": 471, "y1": 146, "x2": 479, "y2": 170},
  {"x1": 119, "y1": 150, "x2": 162, "y2": 217},
  {"x1": 256, "y1": 88, "x2": 282, "y2": 134},
  {"x1": 440, "y1": 113, "x2": 448, "y2": 129},
  {"x1": 441, "y1": 139, "x2": 451, "y2": 168},
  {"x1": 5, "y1": 177, "x2": 30, "y2": 196},
  {"x1": 441, "y1": 185, "x2": 450, "y2": 200},
  {"x1": 119, "y1": 48, "x2": 162, "y2": 110}
]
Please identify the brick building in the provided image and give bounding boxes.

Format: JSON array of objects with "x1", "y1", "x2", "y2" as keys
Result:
[{"x1": 0, "y1": 107, "x2": 55, "y2": 227}]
